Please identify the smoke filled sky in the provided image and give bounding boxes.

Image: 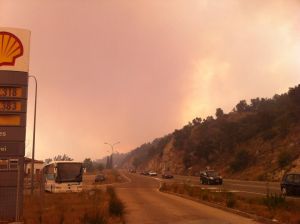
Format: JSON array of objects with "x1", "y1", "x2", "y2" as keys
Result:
[{"x1": 0, "y1": 0, "x2": 299, "y2": 161}]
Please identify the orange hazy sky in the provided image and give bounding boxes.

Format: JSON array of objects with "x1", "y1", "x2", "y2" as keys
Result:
[{"x1": 1, "y1": 0, "x2": 299, "y2": 161}]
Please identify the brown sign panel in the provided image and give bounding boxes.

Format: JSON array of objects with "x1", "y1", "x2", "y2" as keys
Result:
[
  {"x1": 0, "y1": 187, "x2": 18, "y2": 222},
  {"x1": 0, "y1": 71, "x2": 28, "y2": 86},
  {"x1": 0, "y1": 171, "x2": 18, "y2": 187},
  {"x1": 0, "y1": 127, "x2": 26, "y2": 141},
  {"x1": 0, "y1": 113, "x2": 26, "y2": 127},
  {"x1": 0, "y1": 142, "x2": 25, "y2": 156},
  {"x1": 0, "y1": 157, "x2": 24, "y2": 221}
]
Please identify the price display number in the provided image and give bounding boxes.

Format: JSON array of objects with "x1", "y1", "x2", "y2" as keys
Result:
[{"x1": 0, "y1": 87, "x2": 22, "y2": 98}]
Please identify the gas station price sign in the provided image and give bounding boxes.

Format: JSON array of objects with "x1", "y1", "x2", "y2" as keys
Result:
[{"x1": 0, "y1": 27, "x2": 30, "y2": 222}]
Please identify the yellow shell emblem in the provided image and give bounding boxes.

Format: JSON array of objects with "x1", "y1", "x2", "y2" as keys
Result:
[{"x1": 0, "y1": 32, "x2": 23, "y2": 66}]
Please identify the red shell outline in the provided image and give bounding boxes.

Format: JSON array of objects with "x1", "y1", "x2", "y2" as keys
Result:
[{"x1": 0, "y1": 31, "x2": 24, "y2": 66}]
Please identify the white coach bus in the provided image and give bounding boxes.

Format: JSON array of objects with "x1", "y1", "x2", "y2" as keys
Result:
[{"x1": 43, "y1": 161, "x2": 84, "y2": 193}]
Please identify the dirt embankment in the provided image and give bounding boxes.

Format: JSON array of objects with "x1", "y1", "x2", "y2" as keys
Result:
[{"x1": 122, "y1": 125, "x2": 300, "y2": 181}]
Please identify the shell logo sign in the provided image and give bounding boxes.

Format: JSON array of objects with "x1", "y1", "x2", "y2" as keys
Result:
[
  {"x1": 0, "y1": 28, "x2": 30, "y2": 72},
  {"x1": 0, "y1": 32, "x2": 24, "y2": 66}
]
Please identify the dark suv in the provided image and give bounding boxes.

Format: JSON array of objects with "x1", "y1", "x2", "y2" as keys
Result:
[
  {"x1": 162, "y1": 171, "x2": 174, "y2": 179},
  {"x1": 200, "y1": 170, "x2": 223, "y2": 185},
  {"x1": 281, "y1": 173, "x2": 300, "y2": 196}
]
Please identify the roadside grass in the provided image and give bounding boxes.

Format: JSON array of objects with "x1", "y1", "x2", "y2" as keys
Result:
[
  {"x1": 160, "y1": 182, "x2": 300, "y2": 224},
  {"x1": 23, "y1": 187, "x2": 125, "y2": 224}
]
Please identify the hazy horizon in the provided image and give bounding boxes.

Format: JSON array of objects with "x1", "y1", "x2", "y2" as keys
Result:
[{"x1": 1, "y1": 0, "x2": 299, "y2": 161}]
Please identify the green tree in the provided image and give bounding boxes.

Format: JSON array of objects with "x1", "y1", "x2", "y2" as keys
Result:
[
  {"x1": 83, "y1": 158, "x2": 94, "y2": 172},
  {"x1": 95, "y1": 163, "x2": 104, "y2": 171},
  {"x1": 235, "y1": 100, "x2": 249, "y2": 112},
  {"x1": 53, "y1": 154, "x2": 73, "y2": 161},
  {"x1": 277, "y1": 151, "x2": 293, "y2": 168},
  {"x1": 230, "y1": 149, "x2": 253, "y2": 172},
  {"x1": 44, "y1": 158, "x2": 52, "y2": 164},
  {"x1": 215, "y1": 108, "x2": 224, "y2": 119}
]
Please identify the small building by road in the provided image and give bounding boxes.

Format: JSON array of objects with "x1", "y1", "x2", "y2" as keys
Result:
[{"x1": 24, "y1": 157, "x2": 44, "y2": 177}]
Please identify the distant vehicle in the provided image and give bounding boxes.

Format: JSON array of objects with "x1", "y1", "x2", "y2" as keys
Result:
[
  {"x1": 200, "y1": 170, "x2": 223, "y2": 185},
  {"x1": 95, "y1": 174, "x2": 106, "y2": 183},
  {"x1": 149, "y1": 171, "x2": 157, "y2": 176},
  {"x1": 162, "y1": 172, "x2": 174, "y2": 179},
  {"x1": 43, "y1": 161, "x2": 84, "y2": 193},
  {"x1": 140, "y1": 171, "x2": 149, "y2": 175},
  {"x1": 281, "y1": 173, "x2": 300, "y2": 196}
]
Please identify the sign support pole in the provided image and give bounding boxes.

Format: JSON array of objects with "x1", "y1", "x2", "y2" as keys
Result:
[{"x1": 29, "y1": 75, "x2": 37, "y2": 196}]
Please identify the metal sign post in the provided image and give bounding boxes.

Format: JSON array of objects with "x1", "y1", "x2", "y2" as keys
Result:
[{"x1": 0, "y1": 28, "x2": 30, "y2": 223}]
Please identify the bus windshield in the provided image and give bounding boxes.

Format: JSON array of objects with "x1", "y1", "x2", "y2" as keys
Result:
[{"x1": 56, "y1": 163, "x2": 83, "y2": 183}]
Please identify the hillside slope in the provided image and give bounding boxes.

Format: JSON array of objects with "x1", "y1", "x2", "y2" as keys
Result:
[{"x1": 121, "y1": 84, "x2": 300, "y2": 181}]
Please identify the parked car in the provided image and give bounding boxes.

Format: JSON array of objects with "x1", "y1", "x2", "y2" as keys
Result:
[
  {"x1": 281, "y1": 173, "x2": 300, "y2": 196},
  {"x1": 95, "y1": 174, "x2": 105, "y2": 182},
  {"x1": 149, "y1": 171, "x2": 157, "y2": 176},
  {"x1": 200, "y1": 170, "x2": 223, "y2": 185},
  {"x1": 162, "y1": 171, "x2": 174, "y2": 179}
]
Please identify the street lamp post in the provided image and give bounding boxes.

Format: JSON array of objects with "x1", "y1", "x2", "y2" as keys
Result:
[
  {"x1": 29, "y1": 75, "x2": 37, "y2": 195},
  {"x1": 104, "y1": 141, "x2": 120, "y2": 168}
]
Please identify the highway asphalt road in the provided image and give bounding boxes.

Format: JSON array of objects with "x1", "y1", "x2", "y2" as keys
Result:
[
  {"x1": 116, "y1": 172, "x2": 261, "y2": 224},
  {"x1": 163, "y1": 174, "x2": 281, "y2": 196}
]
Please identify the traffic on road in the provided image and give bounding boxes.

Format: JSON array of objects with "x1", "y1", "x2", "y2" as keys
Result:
[{"x1": 129, "y1": 169, "x2": 300, "y2": 198}]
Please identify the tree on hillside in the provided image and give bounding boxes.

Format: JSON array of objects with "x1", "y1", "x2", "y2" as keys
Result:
[
  {"x1": 215, "y1": 108, "x2": 224, "y2": 119},
  {"x1": 288, "y1": 84, "x2": 300, "y2": 105},
  {"x1": 235, "y1": 100, "x2": 249, "y2": 112},
  {"x1": 250, "y1": 98, "x2": 261, "y2": 111},
  {"x1": 192, "y1": 117, "x2": 202, "y2": 125},
  {"x1": 230, "y1": 149, "x2": 254, "y2": 172}
]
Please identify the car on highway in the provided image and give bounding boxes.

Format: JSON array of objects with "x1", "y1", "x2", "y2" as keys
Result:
[
  {"x1": 140, "y1": 171, "x2": 149, "y2": 175},
  {"x1": 149, "y1": 171, "x2": 158, "y2": 176},
  {"x1": 162, "y1": 171, "x2": 174, "y2": 179},
  {"x1": 95, "y1": 174, "x2": 106, "y2": 183},
  {"x1": 281, "y1": 173, "x2": 300, "y2": 196},
  {"x1": 200, "y1": 170, "x2": 223, "y2": 185}
]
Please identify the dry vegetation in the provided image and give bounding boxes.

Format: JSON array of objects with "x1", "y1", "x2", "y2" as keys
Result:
[
  {"x1": 160, "y1": 182, "x2": 300, "y2": 224},
  {"x1": 83, "y1": 169, "x2": 126, "y2": 189},
  {"x1": 23, "y1": 186, "x2": 125, "y2": 224}
]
